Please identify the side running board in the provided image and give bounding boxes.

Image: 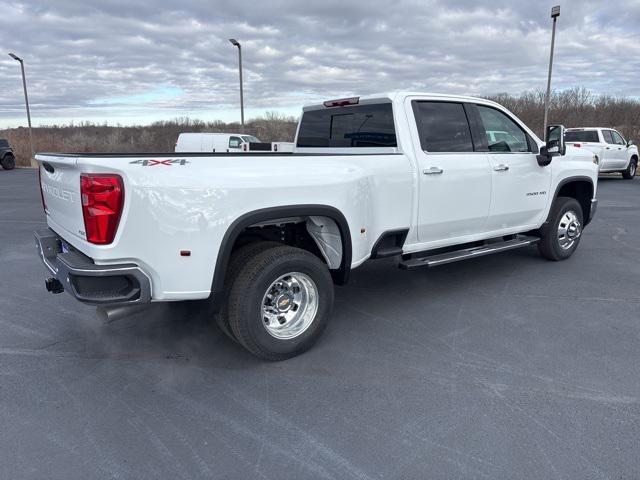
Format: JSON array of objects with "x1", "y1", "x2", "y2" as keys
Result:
[{"x1": 399, "y1": 235, "x2": 540, "y2": 270}]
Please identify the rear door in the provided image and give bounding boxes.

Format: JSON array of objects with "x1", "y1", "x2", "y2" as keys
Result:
[
  {"x1": 409, "y1": 100, "x2": 492, "y2": 244},
  {"x1": 473, "y1": 104, "x2": 551, "y2": 231}
]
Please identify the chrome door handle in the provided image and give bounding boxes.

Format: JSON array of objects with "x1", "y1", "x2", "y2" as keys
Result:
[
  {"x1": 423, "y1": 167, "x2": 443, "y2": 175},
  {"x1": 493, "y1": 164, "x2": 509, "y2": 171}
]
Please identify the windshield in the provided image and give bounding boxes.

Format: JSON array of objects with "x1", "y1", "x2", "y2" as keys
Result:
[
  {"x1": 241, "y1": 135, "x2": 260, "y2": 143},
  {"x1": 565, "y1": 131, "x2": 599, "y2": 142}
]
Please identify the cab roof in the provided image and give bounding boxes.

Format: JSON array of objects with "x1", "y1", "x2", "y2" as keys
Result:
[{"x1": 302, "y1": 91, "x2": 505, "y2": 111}]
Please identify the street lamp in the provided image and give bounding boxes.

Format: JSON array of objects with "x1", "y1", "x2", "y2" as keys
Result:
[
  {"x1": 228, "y1": 38, "x2": 244, "y2": 132},
  {"x1": 543, "y1": 5, "x2": 560, "y2": 137},
  {"x1": 8, "y1": 52, "x2": 35, "y2": 167}
]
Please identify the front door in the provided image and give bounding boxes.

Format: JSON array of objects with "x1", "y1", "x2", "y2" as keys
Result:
[
  {"x1": 601, "y1": 130, "x2": 618, "y2": 170},
  {"x1": 610, "y1": 130, "x2": 628, "y2": 169},
  {"x1": 409, "y1": 100, "x2": 492, "y2": 244},
  {"x1": 473, "y1": 104, "x2": 551, "y2": 231}
]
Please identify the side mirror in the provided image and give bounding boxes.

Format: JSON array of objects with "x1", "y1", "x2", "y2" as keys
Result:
[
  {"x1": 537, "y1": 124, "x2": 566, "y2": 166},
  {"x1": 628, "y1": 140, "x2": 635, "y2": 147}
]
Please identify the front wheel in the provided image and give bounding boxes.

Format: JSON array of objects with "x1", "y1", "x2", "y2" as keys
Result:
[
  {"x1": 538, "y1": 196, "x2": 584, "y2": 261},
  {"x1": 227, "y1": 244, "x2": 334, "y2": 361},
  {"x1": 622, "y1": 158, "x2": 637, "y2": 179},
  {"x1": 1, "y1": 154, "x2": 16, "y2": 170}
]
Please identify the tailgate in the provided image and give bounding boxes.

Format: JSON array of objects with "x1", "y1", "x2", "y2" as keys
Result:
[
  {"x1": 567, "y1": 143, "x2": 600, "y2": 155},
  {"x1": 36, "y1": 154, "x2": 85, "y2": 241}
]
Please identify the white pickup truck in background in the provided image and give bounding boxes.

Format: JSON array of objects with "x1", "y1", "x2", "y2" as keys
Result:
[
  {"x1": 34, "y1": 92, "x2": 599, "y2": 360},
  {"x1": 565, "y1": 127, "x2": 638, "y2": 179}
]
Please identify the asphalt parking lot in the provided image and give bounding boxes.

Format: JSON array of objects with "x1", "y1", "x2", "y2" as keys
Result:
[{"x1": 1, "y1": 168, "x2": 639, "y2": 479}]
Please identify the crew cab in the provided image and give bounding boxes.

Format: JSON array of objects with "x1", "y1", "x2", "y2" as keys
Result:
[
  {"x1": 34, "y1": 92, "x2": 599, "y2": 360},
  {"x1": 565, "y1": 127, "x2": 638, "y2": 179},
  {"x1": 0, "y1": 139, "x2": 16, "y2": 170}
]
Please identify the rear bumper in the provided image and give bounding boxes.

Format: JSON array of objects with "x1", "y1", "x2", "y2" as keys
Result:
[{"x1": 34, "y1": 228, "x2": 151, "y2": 305}]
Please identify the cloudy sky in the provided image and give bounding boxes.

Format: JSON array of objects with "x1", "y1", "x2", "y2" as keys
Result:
[{"x1": 0, "y1": 0, "x2": 639, "y2": 128}]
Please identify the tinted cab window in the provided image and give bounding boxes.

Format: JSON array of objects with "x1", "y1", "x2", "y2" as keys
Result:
[
  {"x1": 297, "y1": 103, "x2": 397, "y2": 148},
  {"x1": 611, "y1": 131, "x2": 626, "y2": 145},
  {"x1": 411, "y1": 101, "x2": 473, "y2": 152},
  {"x1": 565, "y1": 130, "x2": 599, "y2": 143},
  {"x1": 602, "y1": 130, "x2": 615, "y2": 144},
  {"x1": 476, "y1": 105, "x2": 529, "y2": 152},
  {"x1": 229, "y1": 136, "x2": 242, "y2": 148}
]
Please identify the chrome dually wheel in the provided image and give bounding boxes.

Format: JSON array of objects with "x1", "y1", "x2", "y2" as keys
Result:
[
  {"x1": 226, "y1": 244, "x2": 334, "y2": 361},
  {"x1": 538, "y1": 197, "x2": 584, "y2": 261},
  {"x1": 262, "y1": 272, "x2": 319, "y2": 339},
  {"x1": 557, "y1": 210, "x2": 582, "y2": 250}
]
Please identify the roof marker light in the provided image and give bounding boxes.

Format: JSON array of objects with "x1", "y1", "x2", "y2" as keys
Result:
[{"x1": 323, "y1": 97, "x2": 359, "y2": 108}]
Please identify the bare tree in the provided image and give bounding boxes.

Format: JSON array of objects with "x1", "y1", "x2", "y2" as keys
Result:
[{"x1": 3, "y1": 89, "x2": 638, "y2": 167}]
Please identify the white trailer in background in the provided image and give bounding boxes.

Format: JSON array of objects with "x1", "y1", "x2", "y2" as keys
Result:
[{"x1": 175, "y1": 133, "x2": 261, "y2": 153}]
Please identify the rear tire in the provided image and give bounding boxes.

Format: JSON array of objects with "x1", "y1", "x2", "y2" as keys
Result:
[
  {"x1": 1, "y1": 154, "x2": 15, "y2": 170},
  {"x1": 214, "y1": 241, "x2": 282, "y2": 342},
  {"x1": 538, "y1": 196, "x2": 584, "y2": 261},
  {"x1": 227, "y1": 245, "x2": 334, "y2": 361},
  {"x1": 622, "y1": 157, "x2": 637, "y2": 179}
]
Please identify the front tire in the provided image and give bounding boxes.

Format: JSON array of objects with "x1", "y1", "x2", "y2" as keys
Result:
[
  {"x1": 622, "y1": 157, "x2": 637, "y2": 179},
  {"x1": 227, "y1": 245, "x2": 334, "y2": 361},
  {"x1": 1, "y1": 154, "x2": 16, "y2": 170},
  {"x1": 538, "y1": 197, "x2": 584, "y2": 261}
]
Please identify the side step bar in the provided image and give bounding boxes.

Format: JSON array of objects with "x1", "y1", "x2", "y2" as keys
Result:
[{"x1": 399, "y1": 235, "x2": 540, "y2": 270}]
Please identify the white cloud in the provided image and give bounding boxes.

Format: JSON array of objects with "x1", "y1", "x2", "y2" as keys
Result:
[{"x1": 0, "y1": 0, "x2": 638, "y2": 127}]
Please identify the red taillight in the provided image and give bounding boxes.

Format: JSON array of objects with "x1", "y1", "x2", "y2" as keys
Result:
[
  {"x1": 38, "y1": 167, "x2": 47, "y2": 213},
  {"x1": 80, "y1": 174, "x2": 124, "y2": 245},
  {"x1": 573, "y1": 143, "x2": 581, "y2": 147}
]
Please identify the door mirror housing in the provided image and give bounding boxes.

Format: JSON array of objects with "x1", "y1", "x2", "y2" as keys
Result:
[
  {"x1": 627, "y1": 139, "x2": 635, "y2": 147},
  {"x1": 537, "y1": 124, "x2": 566, "y2": 166}
]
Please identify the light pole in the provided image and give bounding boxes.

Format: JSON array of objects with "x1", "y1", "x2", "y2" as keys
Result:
[
  {"x1": 9, "y1": 53, "x2": 35, "y2": 167},
  {"x1": 228, "y1": 39, "x2": 244, "y2": 132},
  {"x1": 543, "y1": 5, "x2": 560, "y2": 137}
]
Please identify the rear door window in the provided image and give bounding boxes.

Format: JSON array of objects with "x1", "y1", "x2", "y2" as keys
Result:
[
  {"x1": 565, "y1": 131, "x2": 599, "y2": 143},
  {"x1": 411, "y1": 101, "x2": 474, "y2": 152},
  {"x1": 296, "y1": 103, "x2": 397, "y2": 148}
]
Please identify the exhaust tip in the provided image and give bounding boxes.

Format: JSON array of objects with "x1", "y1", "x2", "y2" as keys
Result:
[
  {"x1": 45, "y1": 277, "x2": 64, "y2": 294},
  {"x1": 96, "y1": 304, "x2": 148, "y2": 324}
]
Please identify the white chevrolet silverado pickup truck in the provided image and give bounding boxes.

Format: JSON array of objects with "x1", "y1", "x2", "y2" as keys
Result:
[
  {"x1": 35, "y1": 92, "x2": 599, "y2": 360},
  {"x1": 565, "y1": 127, "x2": 638, "y2": 179}
]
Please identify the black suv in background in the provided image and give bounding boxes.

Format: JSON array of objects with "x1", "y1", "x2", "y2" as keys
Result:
[{"x1": 0, "y1": 139, "x2": 16, "y2": 170}]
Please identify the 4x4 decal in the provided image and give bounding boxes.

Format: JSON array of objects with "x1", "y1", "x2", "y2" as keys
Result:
[{"x1": 130, "y1": 159, "x2": 190, "y2": 166}]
